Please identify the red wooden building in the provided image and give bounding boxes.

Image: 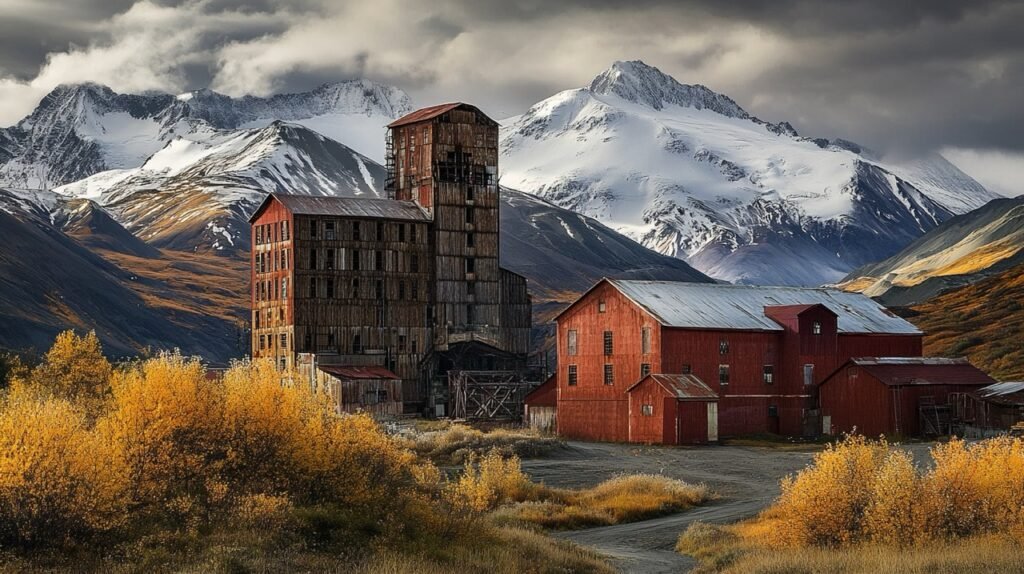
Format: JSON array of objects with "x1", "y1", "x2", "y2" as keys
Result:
[
  {"x1": 626, "y1": 374, "x2": 719, "y2": 444},
  {"x1": 820, "y1": 357, "x2": 995, "y2": 437},
  {"x1": 524, "y1": 375, "x2": 557, "y2": 432},
  {"x1": 555, "y1": 279, "x2": 924, "y2": 443}
]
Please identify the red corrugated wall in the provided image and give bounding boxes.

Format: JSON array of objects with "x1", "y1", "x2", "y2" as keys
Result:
[{"x1": 678, "y1": 401, "x2": 711, "y2": 444}]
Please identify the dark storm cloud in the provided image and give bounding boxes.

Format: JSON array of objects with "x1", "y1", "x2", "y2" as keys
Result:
[{"x1": 0, "y1": 0, "x2": 1021, "y2": 163}]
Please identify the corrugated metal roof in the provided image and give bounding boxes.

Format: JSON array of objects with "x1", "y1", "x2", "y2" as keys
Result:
[
  {"x1": 318, "y1": 365, "x2": 400, "y2": 380},
  {"x1": 848, "y1": 357, "x2": 995, "y2": 387},
  {"x1": 387, "y1": 103, "x2": 463, "y2": 127},
  {"x1": 271, "y1": 193, "x2": 430, "y2": 221},
  {"x1": 627, "y1": 373, "x2": 719, "y2": 400},
  {"x1": 975, "y1": 381, "x2": 1024, "y2": 402},
  {"x1": 609, "y1": 280, "x2": 920, "y2": 335}
]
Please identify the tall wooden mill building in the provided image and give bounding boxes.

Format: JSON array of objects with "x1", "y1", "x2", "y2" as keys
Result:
[{"x1": 248, "y1": 103, "x2": 532, "y2": 414}]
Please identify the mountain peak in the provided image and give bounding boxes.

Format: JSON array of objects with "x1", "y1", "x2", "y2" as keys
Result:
[{"x1": 589, "y1": 60, "x2": 750, "y2": 118}]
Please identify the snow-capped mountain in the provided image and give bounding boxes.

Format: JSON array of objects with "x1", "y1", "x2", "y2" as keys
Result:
[
  {"x1": 500, "y1": 60, "x2": 999, "y2": 286},
  {"x1": 0, "y1": 80, "x2": 411, "y2": 190},
  {"x1": 56, "y1": 121, "x2": 384, "y2": 253}
]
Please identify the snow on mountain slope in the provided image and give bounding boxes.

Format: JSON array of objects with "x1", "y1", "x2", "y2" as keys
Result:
[
  {"x1": 56, "y1": 122, "x2": 385, "y2": 253},
  {"x1": 0, "y1": 80, "x2": 411, "y2": 190},
  {"x1": 500, "y1": 60, "x2": 990, "y2": 286},
  {"x1": 839, "y1": 196, "x2": 1024, "y2": 306}
]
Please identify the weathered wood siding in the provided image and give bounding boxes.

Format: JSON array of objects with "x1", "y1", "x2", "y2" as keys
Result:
[{"x1": 251, "y1": 198, "x2": 294, "y2": 369}]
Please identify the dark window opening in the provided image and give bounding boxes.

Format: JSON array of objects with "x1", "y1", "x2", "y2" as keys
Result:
[
  {"x1": 768, "y1": 405, "x2": 779, "y2": 417},
  {"x1": 410, "y1": 254, "x2": 419, "y2": 273},
  {"x1": 603, "y1": 331, "x2": 613, "y2": 355},
  {"x1": 467, "y1": 232, "x2": 475, "y2": 247},
  {"x1": 763, "y1": 365, "x2": 774, "y2": 385},
  {"x1": 467, "y1": 281, "x2": 476, "y2": 296},
  {"x1": 813, "y1": 321, "x2": 822, "y2": 335},
  {"x1": 352, "y1": 250, "x2": 361, "y2": 271},
  {"x1": 466, "y1": 304, "x2": 475, "y2": 324},
  {"x1": 720, "y1": 339, "x2": 730, "y2": 355},
  {"x1": 376, "y1": 221, "x2": 384, "y2": 241},
  {"x1": 325, "y1": 249, "x2": 334, "y2": 270},
  {"x1": 375, "y1": 250, "x2": 384, "y2": 271},
  {"x1": 604, "y1": 364, "x2": 614, "y2": 385},
  {"x1": 352, "y1": 222, "x2": 361, "y2": 241},
  {"x1": 398, "y1": 280, "x2": 405, "y2": 300},
  {"x1": 568, "y1": 365, "x2": 578, "y2": 386},
  {"x1": 352, "y1": 334, "x2": 361, "y2": 354},
  {"x1": 309, "y1": 249, "x2": 317, "y2": 270},
  {"x1": 309, "y1": 278, "x2": 317, "y2": 298},
  {"x1": 376, "y1": 280, "x2": 384, "y2": 300},
  {"x1": 466, "y1": 257, "x2": 475, "y2": 274},
  {"x1": 719, "y1": 365, "x2": 730, "y2": 385},
  {"x1": 465, "y1": 207, "x2": 474, "y2": 224},
  {"x1": 641, "y1": 363, "x2": 651, "y2": 377},
  {"x1": 641, "y1": 404, "x2": 654, "y2": 416},
  {"x1": 326, "y1": 279, "x2": 334, "y2": 299},
  {"x1": 399, "y1": 225, "x2": 406, "y2": 242},
  {"x1": 310, "y1": 219, "x2": 318, "y2": 238},
  {"x1": 325, "y1": 221, "x2": 335, "y2": 240}
]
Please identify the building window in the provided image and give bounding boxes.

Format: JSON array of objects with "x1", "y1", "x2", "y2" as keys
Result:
[
  {"x1": 410, "y1": 224, "x2": 417, "y2": 242},
  {"x1": 641, "y1": 326, "x2": 651, "y2": 354},
  {"x1": 604, "y1": 364, "x2": 614, "y2": 385},
  {"x1": 279, "y1": 357, "x2": 287, "y2": 371},
  {"x1": 310, "y1": 219, "x2": 318, "y2": 238},
  {"x1": 768, "y1": 405, "x2": 779, "y2": 418},
  {"x1": 813, "y1": 321, "x2": 822, "y2": 335},
  {"x1": 466, "y1": 257, "x2": 475, "y2": 274},
  {"x1": 325, "y1": 221, "x2": 335, "y2": 240},
  {"x1": 304, "y1": 332, "x2": 311, "y2": 350},
  {"x1": 467, "y1": 281, "x2": 476, "y2": 297},
  {"x1": 804, "y1": 364, "x2": 815, "y2": 386},
  {"x1": 352, "y1": 222, "x2": 361, "y2": 241},
  {"x1": 567, "y1": 330, "x2": 578, "y2": 356},
  {"x1": 310, "y1": 278, "x2": 317, "y2": 298},
  {"x1": 719, "y1": 364, "x2": 730, "y2": 385},
  {"x1": 598, "y1": 300, "x2": 607, "y2": 313},
  {"x1": 255, "y1": 226, "x2": 263, "y2": 245},
  {"x1": 352, "y1": 334, "x2": 362, "y2": 353},
  {"x1": 377, "y1": 221, "x2": 384, "y2": 241},
  {"x1": 376, "y1": 280, "x2": 384, "y2": 300},
  {"x1": 280, "y1": 333, "x2": 287, "y2": 350},
  {"x1": 465, "y1": 207, "x2": 474, "y2": 224},
  {"x1": 466, "y1": 186, "x2": 475, "y2": 201},
  {"x1": 282, "y1": 249, "x2": 288, "y2": 269},
  {"x1": 410, "y1": 254, "x2": 419, "y2": 273},
  {"x1": 641, "y1": 404, "x2": 654, "y2": 417},
  {"x1": 259, "y1": 335, "x2": 266, "y2": 350},
  {"x1": 254, "y1": 311, "x2": 260, "y2": 329},
  {"x1": 273, "y1": 250, "x2": 279, "y2": 271},
  {"x1": 568, "y1": 365, "x2": 578, "y2": 386},
  {"x1": 327, "y1": 332, "x2": 335, "y2": 348},
  {"x1": 763, "y1": 365, "x2": 774, "y2": 384},
  {"x1": 326, "y1": 249, "x2": 334, "y2": 270},
  {"x1": 375, "y1": 250, "x2": 384, "y2": 271},
  {"x1": 398, "y1": 335, "x2": 407, "y2": 353},
  {"x1": 467, "y1": 232, "x2": 475, "y2": 247},
  {"x1": 603, "y1": 331, "x2": 613, "y2": 355},
  {"x1": 398, "y1": 280, "x2": 405, "y2": 300},
  {"x1": 466, "y1": 304, "x2": 474, "y2": 324},
  {"x1": 309, "y1": 249, "x2": 317, "y2": 270},
  {"x1": 352, "y1": 250, "x2": 360, "y2": 271},
  {"x1": 641, "y1": 363, "x2": 651, "y2": 377},
  {"x1": 281, "y1": 221, "x2": 289, "y2": 241},
  {"x1": 411, "y1": 280, "x2": 419, "y2": 300},
  {"x1": 398, "y1": 224, "x2": 406, "y2": 242},
  {"x1": 720, "y1": 339, "x2": 730, "y2": 354},
  {"x1": 422, "y1": 127, "x2": 429, "y2": 144},
  {"x1": 326, "y1": 279, "x2": 335, "y2": 299},
  {"x1": 281, "y1": 278, "x2": 288, "y2": 298},
  {"x1": 351, "y1": 278, "x2": 359, "y2": 298}
]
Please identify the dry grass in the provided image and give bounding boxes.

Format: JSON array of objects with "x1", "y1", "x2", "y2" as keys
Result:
[
  {"x1": 493, "y1": 473, "x2": 713, "y2": 530},
  {"x1": 678, "y1": 523, "x2": 1024, "y2": 574},
  {"x1": 409, "y1": 423, "x2": 564, "y2": 465}
]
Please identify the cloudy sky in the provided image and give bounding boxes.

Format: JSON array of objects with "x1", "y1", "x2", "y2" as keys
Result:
[{"x1": 1, "y1": 0, "x2": 1021, "y2": 196}]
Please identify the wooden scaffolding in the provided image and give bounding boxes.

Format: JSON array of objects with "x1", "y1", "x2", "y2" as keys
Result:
[{"x1": 449, "y1": 370, "x2": 533, "y2": 420}]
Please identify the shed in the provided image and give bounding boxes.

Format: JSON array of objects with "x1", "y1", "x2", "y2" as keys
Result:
[
  {"x1": 952, "y1": 382, "x2": 1024, "y2": 433},
  {"x1": 820, "y1": 357, "x2": 996, "y2": 438},
  {"x1": 627, "y1": 374, "x2": 719, "y2": 445},
  {"x1": 316, "y1": 365, "x2": 403, "y2": 417},
  {"x1": 523, "y1": 375, "x2": 557, "y2": 433}
]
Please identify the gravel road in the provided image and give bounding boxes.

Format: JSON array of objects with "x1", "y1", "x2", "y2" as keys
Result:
[{"x1": 520, "y1": 441, "x2": 817, "y2": 574}]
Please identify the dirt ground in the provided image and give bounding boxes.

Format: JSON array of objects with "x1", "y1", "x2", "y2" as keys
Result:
[{"x1": 520, "y1": 440, "x2": 932, "y2": 574}]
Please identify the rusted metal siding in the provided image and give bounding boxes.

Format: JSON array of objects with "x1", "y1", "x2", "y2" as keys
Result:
[
  {"x1": 556, "y1": 281, "x2": 662, "y2": 442},
  {"x1": 628, "y1": 377, "x2": 670, "y2": 444},
  {"x1": 315, "y1": 370, "x2": 404, "y2": 417},
  {"x1": 251, "y1": 197, "x2": 294, "y2": 369},
  {"x1": 838, "y1": 334, "x2": 923, "y2": 359}
]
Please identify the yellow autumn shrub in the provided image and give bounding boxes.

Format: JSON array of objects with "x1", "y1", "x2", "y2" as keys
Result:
[
  {"x1": 862, "y1": 449, "x2": 922, "y2": 545},
  {"x1": 447, "y1": 451, "x2": 532, "y2": 512},
  {"x1": 97, "y1": 352, "x2": 227, "y2": 517},
  {"x1": 773, "y1": 435, "x2": 890, "y2": 546},
  {"x1": 0, "y1": 395, "x2": 126, "y2": 546},
  {"x1": 13, "y1": 330, "x2": 112, "y2": 413}
]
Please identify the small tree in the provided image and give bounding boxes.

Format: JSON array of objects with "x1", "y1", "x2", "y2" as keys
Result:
[{"x1": 22, "y1": 331, "x2": 112, "y2": 410}]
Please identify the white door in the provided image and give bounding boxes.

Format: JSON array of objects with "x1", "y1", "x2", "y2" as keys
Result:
[
  {"x1": 707, "y1": 403, "x2": 719, "y2": 442},
  {"x1": 822, "y1": 415, "x2": 832, "y2": 436}
]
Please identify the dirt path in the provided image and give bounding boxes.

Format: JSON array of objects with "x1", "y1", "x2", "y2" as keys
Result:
[{"x1": 520, "y1": 442, "x2": 816, "y2": 574}]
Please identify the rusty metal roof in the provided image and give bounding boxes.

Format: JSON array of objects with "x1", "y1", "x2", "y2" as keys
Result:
[
  {"x1": 627, "y1": 373, "x2": 719, "y2": 401},
  {"x1": 975, "y1": 382, "x2": 1024, "y2": 405},
  {"x1": 267, "y1": 193, "x2": 430, "y2": 221},
  {"x1": 608, "y1": 280, "x2": 920, "y2": 335},
  {"x1": 318, "y1": 365, "x2": 401, "y2": 380},
  {"x1": 387, "y1": 103, "x2": 463, "y2": 127},
  {"x1": 847, "y1": 357, "x2": 995, "y2": 387}
]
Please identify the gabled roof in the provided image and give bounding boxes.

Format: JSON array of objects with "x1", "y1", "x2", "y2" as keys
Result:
[
  {"x1": 626, "y1": 373, "x2": 719, "y2": 401},
  {"x1": 248, "y1": 193, "x2": 430, "y2": 223},
  {"x1": 559, "y1": 279, "x2": 920, "y2": 335},
  {"x1": 318, "y1": 365, "x2": 400, "y2": 380},
  {"x1": 835, "y1": 357, "x2": 996, "y2": 387},
  {"x1": 975, "y1": 382, "x2": 1024, "y2": 405},
  {"x1": 387, "y1": 102, "x2": 497, "y2": 128}
]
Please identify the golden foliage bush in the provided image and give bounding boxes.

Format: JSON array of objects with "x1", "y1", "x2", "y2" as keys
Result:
[
  {"x1": 583, "y1": 474, "x2": 712, "y2": 524},
  {"x1": 411, "y1": 423, "x2": 563, "y2": 465},
  {"x1": 446, "y1": 451, "x2": 533, "y2": 512},
  {"x1": 0, "y1": 395, "x2": 126, "y2": 546},
  {"x1": 13, "y1": 330, "x2": 112, "y2": 413},
  {"x1": 765, "y1": 434, "x2": 1024, "y2": 549}
]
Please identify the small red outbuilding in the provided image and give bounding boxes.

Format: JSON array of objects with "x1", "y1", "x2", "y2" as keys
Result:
[
  {"x1": 524, "y1": 375, "x2": 557, "y2": 432},
  {"x1": 627, "y1": 374, "x2": 719, "y2": 444},
  {"x1": 820, "y1": 357, "x2": 995, "y2": 438}
]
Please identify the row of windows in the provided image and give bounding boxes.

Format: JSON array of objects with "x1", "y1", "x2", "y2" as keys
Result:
[
  {"x1": 565, "y1": 327, "x2": 652, "y2": 356},
  {"x1": 255, "y1": 249, "x2": 289, "y2": 274},
  {"x1": 257, "y1": 332, "x2": 288, "y2": 351},
  {"x1": 303, "y1": 331, "x2": 419, "y2": 355},
  {"x1": 255, "y1": 278, "x2": 288, "y2": 301},
  {"x1": 255, "y1": 221, "x2": 290, "y2": 245},
  {"x1": 309, "y1": 219, "x2": 422, "y2": 243},
  {"x1": 638, "y1": 404, "x2": 779, "y2": 417},
  {"x1": 253, "y1": 307, "x2": 285, "y2": 329},
  {"x1": 309, "y1": 277, "x2": 421, "y2": 301},
  {"x1": 564, "y1": 364, "x2": 777, "y2": 386},
  {"x1": 308, "y1": 248, "x2": 422, "y2": 273}
]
